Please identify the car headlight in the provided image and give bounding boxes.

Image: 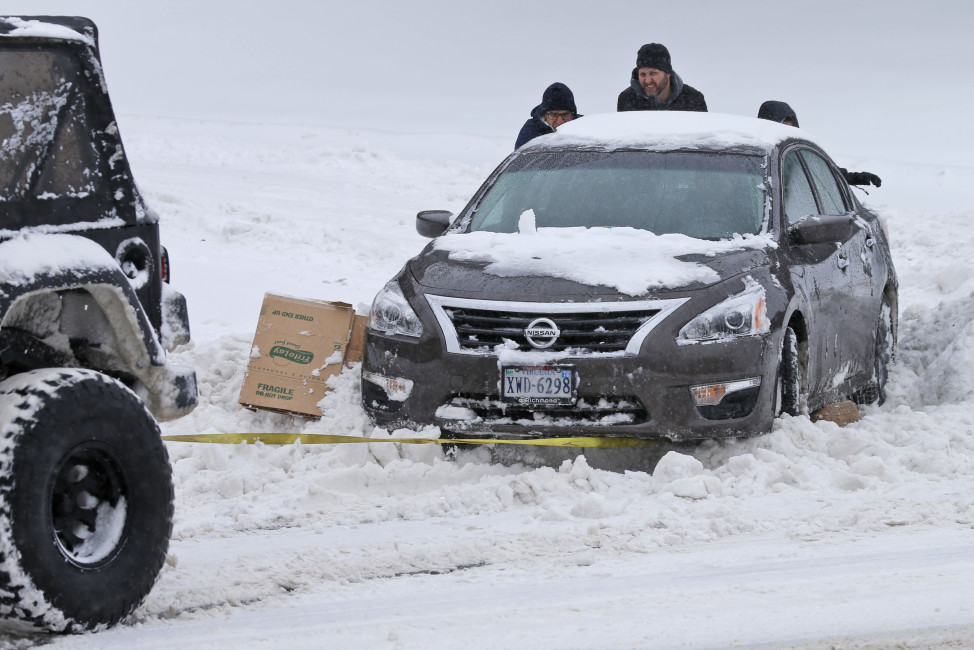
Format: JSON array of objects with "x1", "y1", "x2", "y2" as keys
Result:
[
  {"x1": 368, "y1": 281, "x2": 424, "y2": 338},
  {"x1": 678, "y1": 281, "x2": 768, "y2": 344}
]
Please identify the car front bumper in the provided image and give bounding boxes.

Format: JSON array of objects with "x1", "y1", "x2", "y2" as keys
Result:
[{"x1": 362, "y1": 327, "x2": 780, "y2": 442}]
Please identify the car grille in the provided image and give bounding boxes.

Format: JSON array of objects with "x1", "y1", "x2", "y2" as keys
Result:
[
  {"x1": 425, "y1": 296, "x2": 687, "y2": 356},
  {"x1": 447, "y1": 307, "x2": 659, "y2": 353},
  {"x1": 440, "y1": 394, "x2": 649, "y2": 426}
]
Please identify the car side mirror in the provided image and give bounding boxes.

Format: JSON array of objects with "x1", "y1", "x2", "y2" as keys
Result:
[
  {"x1": 416, "y1": 210, "x2": 454, "y2": 238},
  {"x1": 788, "y1": 214, "x2": 858, "y2": 246}
]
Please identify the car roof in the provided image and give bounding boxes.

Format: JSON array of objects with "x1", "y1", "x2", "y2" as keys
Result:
[
  {"x1": 524, "y1": 111, "x2": 820, "y2": 154},
  {"x1": 0, "y1": 16, "x2": 97, "y2": 46}
]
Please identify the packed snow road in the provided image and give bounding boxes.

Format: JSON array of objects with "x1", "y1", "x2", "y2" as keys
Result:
[{"x1": 6, "y1": 117, "x2": 974, "y2": 648}]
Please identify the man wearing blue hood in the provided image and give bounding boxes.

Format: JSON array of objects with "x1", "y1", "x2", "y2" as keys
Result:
[
  {"x1": 617, "y1": 43, "x2": 707, "y2": 112},
  {"x1": 515, "y1": 82, "x2": 579, "y2": 149},
  {"x1": 757, "y1": 100, "x2": 882, "y2": 188}
]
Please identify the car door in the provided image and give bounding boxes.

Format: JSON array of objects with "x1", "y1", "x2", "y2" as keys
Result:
[
  {"x1": 799, "y1": 150, "x2": 880, "y2": 381},
  {"x1": 779, "y1": 147, "x2": 873, "y2": 401}
]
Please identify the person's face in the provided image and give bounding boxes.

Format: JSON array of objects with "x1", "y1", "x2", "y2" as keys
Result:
[
  {"x1": 543, "y1": 110, "x2": 574, "y2": 130},
  {"x1": 782, "y1": 118, "x2": 797, "y2": 127},
  {"x1": 638, "y1": 67, "x2": 670, "y2": 99}
]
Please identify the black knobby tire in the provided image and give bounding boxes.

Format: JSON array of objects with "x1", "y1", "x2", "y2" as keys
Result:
[
  {"x1": 777, "y1": 326, "x2": 805, "y2": 417},
  {"x1": 0, "y1": 369, "x2": 174, "y2": 633}
]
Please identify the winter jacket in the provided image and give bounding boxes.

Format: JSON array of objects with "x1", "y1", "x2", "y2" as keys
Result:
[
  {"x1": 617, "y1": 70, "x2": 707, "y2": 112},
  {"x1": 515, "y1": 82, "x2": 580, "y2": 149},
  {"x1": 515, "y1": 108, "x2": 555, "y2": 149}
]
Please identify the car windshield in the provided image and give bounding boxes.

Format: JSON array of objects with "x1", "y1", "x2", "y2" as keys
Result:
[{"x1": 466, "y1": 150, "x2": 767, "y2": 240}]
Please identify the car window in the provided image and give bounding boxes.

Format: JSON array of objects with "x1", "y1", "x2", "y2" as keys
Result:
[
  {"x1": 800, "y1": 151, "x2": 847, "y2": 216},
  {"x1": 782, "y1": 151, "x2": 818, "y2": 226},
  {"x1": 467, "y1": 151, "x2": 766, "y2": 240},
  {"x1": 0, "y1": 48, "x2": 108, "y2": 230}
]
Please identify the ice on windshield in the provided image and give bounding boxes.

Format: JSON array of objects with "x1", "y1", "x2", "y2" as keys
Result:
[
  {"x1": 0, "y1": 49, "x2": 106, "y2": 230},
  {"x1": 467, "y1": 151, "x2": 766, "y2": 240}
]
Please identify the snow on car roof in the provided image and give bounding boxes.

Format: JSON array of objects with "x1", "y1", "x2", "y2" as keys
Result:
[
  {"x1": 0, "y1": 16, "x2": 95, "y2": 46},
  {"x1": 526, "y1": 111, "x2": 820, "y2": 152}
]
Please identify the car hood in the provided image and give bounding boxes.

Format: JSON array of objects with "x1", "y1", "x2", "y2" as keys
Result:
[{"x1": 408, "y1": 229, "x2": 775, "y2": 300}]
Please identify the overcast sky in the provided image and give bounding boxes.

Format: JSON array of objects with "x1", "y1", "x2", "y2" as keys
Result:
[{"x1": 6, "y1": 1, "x2": 972, "y2": 164}]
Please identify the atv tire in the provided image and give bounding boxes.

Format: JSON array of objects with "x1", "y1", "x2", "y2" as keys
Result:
[{"x1": 0, "y1": 369, "x2": 174, "y2": 633}]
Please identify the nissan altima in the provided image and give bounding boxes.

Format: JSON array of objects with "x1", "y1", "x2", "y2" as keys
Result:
[{"x1": 361, "y1": 112, "x2": 896, "y2": 441}]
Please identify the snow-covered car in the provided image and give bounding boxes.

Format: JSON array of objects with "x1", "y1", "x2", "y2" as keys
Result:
[
  {"x1": 362, "y1": 112, "x2": 897, "y2": 441},
  {"x1": 0, "y1": 16, "x2": 196, "y2": 632}
]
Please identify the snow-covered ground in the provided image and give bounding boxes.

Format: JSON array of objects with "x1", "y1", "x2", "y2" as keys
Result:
[
  {"x1": 2, "y1": 114, "x2": 970, "y2": 649},
  {"x1": 5, "y1": 1, "x2": 974, "y2": 646}
]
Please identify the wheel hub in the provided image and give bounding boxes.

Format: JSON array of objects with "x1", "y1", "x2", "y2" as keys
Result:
[{"x1": 51, "y1": 446, "x2": 128, "y2": 567}]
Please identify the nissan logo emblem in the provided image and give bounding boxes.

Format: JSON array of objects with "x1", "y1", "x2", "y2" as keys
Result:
[{"x1": 524, "y1": 317, "x2": 560, "y2": 349}]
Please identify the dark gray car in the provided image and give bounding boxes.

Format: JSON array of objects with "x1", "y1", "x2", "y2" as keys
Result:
[{"x1": 362, "y1": 113, "x2": 896, "y2": 442}]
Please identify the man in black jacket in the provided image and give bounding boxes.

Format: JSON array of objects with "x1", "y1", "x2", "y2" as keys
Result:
[
  {"x1": 757, "y1": 100, "x2": 882, "y2": 188},
  {"x1": 617, "y1": 43, "x2": 707, "y2": 112},
  {"x1": 515, "y1": 82, "x2": 579, "y2": 149}
]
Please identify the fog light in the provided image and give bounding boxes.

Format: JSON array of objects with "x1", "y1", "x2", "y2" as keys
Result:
[
  {"x1": 362, "y1": 371, "x2": 414, "y2": 402},
  {"x1": 690, "y1": 377, "x2": 761, "y2": 407}
]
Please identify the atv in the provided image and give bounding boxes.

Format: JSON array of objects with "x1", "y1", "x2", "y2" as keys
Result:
[{"x1": 0, "y1": 16, "x2": 197, "y2": 633}]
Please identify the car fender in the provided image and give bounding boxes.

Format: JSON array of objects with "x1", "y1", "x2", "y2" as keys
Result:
[{"x1": 0, "y1": 234, "x2": 197, "y2": 420}]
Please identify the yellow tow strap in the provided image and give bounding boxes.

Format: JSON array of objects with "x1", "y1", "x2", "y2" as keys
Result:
[{"x1": 161, "y1": 433, "x2": 663, "y2": 448}]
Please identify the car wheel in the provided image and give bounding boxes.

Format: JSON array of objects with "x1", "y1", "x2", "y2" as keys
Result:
[
  {"x1": 777, "y1": 326, "x2": 806, "y2": 417},
  {"x1": 0, "y1": 369, "x2": 174, "y2": 633},
  {"x1": 853, "y1": 294, "x2": 894, "y2": 406}
]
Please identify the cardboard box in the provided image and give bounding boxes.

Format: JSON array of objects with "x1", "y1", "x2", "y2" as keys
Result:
[
  {"x1": 344, "y1": 314, "x2": 369, "y2": 369},
  {"x1": 810, "y1": 400, "x2": 861, "y2": 427},
  {"x1": 239, "y1": 293, "x2": 366, "y2": 417}
]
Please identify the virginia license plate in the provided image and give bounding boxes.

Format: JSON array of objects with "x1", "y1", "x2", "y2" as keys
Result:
[{"x1": 501, "y1": 365, "x2": 576, "y2": 406}]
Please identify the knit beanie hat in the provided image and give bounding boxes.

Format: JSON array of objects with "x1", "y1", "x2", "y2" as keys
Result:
[
  {"x1": 539, "y1": 82, "x2": 577, "y2": 114},
  {"x1": 636, "y1": 43, "x2": 673, "y2": 74}
]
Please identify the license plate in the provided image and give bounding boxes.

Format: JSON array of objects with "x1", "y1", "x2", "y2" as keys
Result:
[{"x1": 501, "y1": 365, "x2": 576, "y2": 406}]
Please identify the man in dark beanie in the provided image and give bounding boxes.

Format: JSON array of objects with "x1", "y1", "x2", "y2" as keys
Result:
[
  {"x1": 515, "y1": 82, "x2": 580, "y2": 149},
  {"x1": 617, "y1": 43, "x2": 707, "y2": 112}
]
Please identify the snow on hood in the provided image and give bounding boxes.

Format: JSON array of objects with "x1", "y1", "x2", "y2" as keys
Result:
[
  {"x1": 432, "y1": 226, "x2": 775, "y2": 296},
  {"x1": 0, "y1": 233, "x2": 118, "y2": 289},
  {"x1": 0, "y1": 17, "x2": 95, "y2": 46},
  {"x1": 524, "y1": 111, "x2": 821, "y2": 152}
]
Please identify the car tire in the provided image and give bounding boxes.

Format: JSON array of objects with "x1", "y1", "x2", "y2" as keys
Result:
[
  {"x1": 852, "y1": 294, "x2": 893, "y2": 406},
  {"x1": 777, "y1": 326, "x2": 806, "y2": 417},
  {"x1": 0, "y1": 369, "x2": 174, "y2": 633}
]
